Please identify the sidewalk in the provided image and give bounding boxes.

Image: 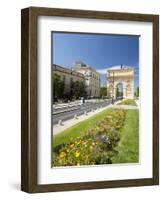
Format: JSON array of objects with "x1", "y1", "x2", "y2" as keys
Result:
[
  {"x1": 53, "y1": 101, "x2": 139, "y2": 136},
  {"x1": 53, "y1": 104, "x2": 113, "y2": 135}
]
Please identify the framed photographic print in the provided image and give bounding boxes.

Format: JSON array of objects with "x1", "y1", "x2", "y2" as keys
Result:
[{"x1": 21, "y1": 7, "x2": 159, "y2": 193}]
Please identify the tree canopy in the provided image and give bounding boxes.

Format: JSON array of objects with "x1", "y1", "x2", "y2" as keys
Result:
[
  {"x1": 100, "y1": 86, "x2": 107, "y2": 98},
  {"x1": 52, "y1": 73, "x2": 86, "y2": 101}
]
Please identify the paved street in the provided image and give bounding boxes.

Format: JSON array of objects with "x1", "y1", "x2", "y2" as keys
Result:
[
  {"x1": 53, "y1": 103, "x2": 113, "y2": 135},
  {"x1": 53, "y1": 100, "x2": 112, "y2": 125}
]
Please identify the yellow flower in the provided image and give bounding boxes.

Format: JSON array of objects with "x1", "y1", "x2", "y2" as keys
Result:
[
  {"x1": 70, "y1": 143, "x2": 74, "y2": 148},
  {"x1": 77, "y1": 163, "x2": 80, "y2": 166},
  {"x1": 59, "y1": 151, "x2": 66, "y2": 158},
  {"x1": 77, "y1": 141, "x2": 81, "y2": 145},
  {"x1": 75, "y1": 151, "x2": 80, "y2": 158}
]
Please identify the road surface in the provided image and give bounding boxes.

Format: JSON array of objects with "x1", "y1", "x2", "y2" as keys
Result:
[{"x1": 52, "y1": 100, "x2": 112, "y2": 125}]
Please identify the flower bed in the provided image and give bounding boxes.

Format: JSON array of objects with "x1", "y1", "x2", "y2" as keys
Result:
[{"x1": 53, "y1": 109, "x2": 126, "y2": 166}]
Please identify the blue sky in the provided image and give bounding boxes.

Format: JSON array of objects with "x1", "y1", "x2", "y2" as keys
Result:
[{"x1": 52, "y1": 32, "x2": 139, "y2": 88}]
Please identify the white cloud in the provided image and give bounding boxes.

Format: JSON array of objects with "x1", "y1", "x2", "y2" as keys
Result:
[{"x1": 96, "y1": 68, "x2": 108, "y2": 74}]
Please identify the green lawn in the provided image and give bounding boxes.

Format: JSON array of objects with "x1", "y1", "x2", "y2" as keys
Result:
[
  {"x1": 111, "y1": 109, "x2": 139, "y2": 164},
  {"x1": 117, "y1": 99, "x2": 137, "y2": 106},
  {"x1": 53, "y1": 108, "x2": 114, "y2": 148}
]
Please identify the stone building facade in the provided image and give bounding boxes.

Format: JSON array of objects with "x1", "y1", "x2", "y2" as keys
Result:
[
  {"x1": 52, "y1": 64, "x2": 84, "y2": 84},
  {"x1": 107, "y1": 65, "x2": 134, "y2": 99},
  {"x1": 52, "y1": 64, "x2": 85, "y2": 96},
  {"x1": 74, "y1": 61, "x2": 100, "y2": 97}
]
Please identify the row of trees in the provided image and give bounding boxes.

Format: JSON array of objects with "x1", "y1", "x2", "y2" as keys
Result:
[
  {"x1": 53, "y1": 73, "x2": 86, "y2": 102},
  {"x1": 53, "y1": 74, "x2": 132, "y2": 101}
]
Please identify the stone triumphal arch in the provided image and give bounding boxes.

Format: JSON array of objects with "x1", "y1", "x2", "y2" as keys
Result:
[{"x1": 107, "y1": 65, "x2": 134, "y2": 99}]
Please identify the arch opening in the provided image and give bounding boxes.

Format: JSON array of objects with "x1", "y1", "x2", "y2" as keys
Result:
[{"x1": 116, "y1": 83, "x2": 123, "y2": 100}]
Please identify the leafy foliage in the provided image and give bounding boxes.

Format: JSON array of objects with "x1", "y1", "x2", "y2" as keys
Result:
[
  {"x1": 52, "y1": 72, "x2": 86, "y2": 101},
  {"x1": 52, "y1": 73, "x2": 64, "y2": 99},
  {"x1": 53, "y1": 109, "x2": 126, "y2": 166},
  {"x1": 71, "y1": 80, "x2": 87, "y2": 99},
  {"x1": 100, "y1": 86, "x2": 107, "y2": 98},
  {"x1": 134, "y1": 86, "x2": 139, "y2": 97}
]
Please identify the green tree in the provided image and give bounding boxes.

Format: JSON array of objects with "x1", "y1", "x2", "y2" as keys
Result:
[
  {"x1": 71, "y1": 81, "x2": 86, "y2": 99},
  {"x1": 52, "y1": 73, "x2": 64, "y2": 100},
  {"x1": 63, "y1": 85, "x2": 71, "y2": 100},
  {"x1": 135, "y1": 86, "x2": 139, "y2": 97},
  {"x1": 100, "y1": 86, "x2": 107, "y2": 98}
]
